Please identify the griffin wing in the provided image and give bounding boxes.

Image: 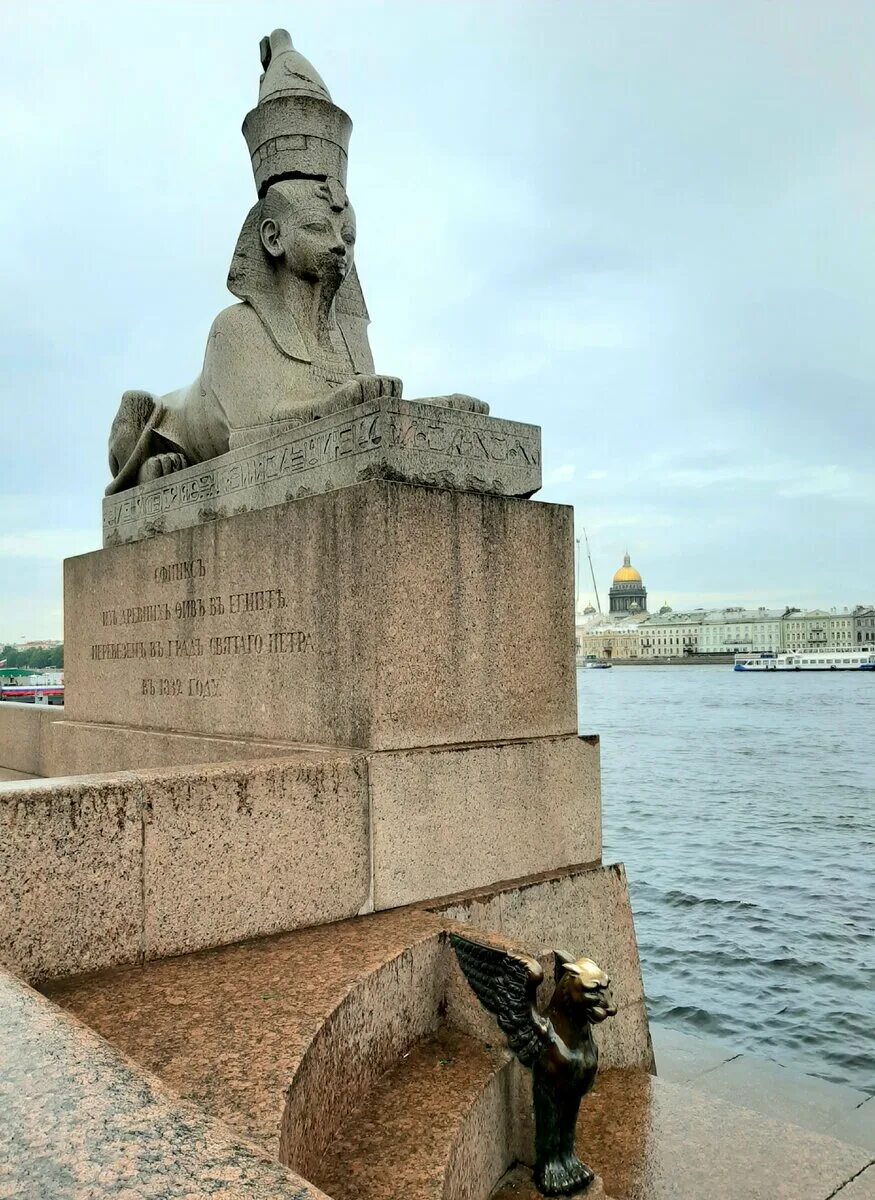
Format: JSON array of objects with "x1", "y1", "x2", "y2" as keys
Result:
[{"x1": 450, "y1": 932, "x2": 551, "y2": 1068}]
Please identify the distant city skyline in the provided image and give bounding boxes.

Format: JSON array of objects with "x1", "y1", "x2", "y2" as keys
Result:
[
  {"x1": 2, "y1": 2, "x2": 874, "y2": 636},
  {"x1": 573, "y1": 545, "x2": 873, "y2": 621}
]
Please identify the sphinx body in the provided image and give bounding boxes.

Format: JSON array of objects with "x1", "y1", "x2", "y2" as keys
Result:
[
  {"x1": 107, "y1": 178, "x2": 396, "y2": 493},
  {"x1": 106, "y1": 29, "x2": 486, "y2": 496}
]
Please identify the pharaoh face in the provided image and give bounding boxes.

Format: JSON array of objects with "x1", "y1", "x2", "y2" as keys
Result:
[{"x1": 259, "y1": 178, "x2": 356, "y2": 293}]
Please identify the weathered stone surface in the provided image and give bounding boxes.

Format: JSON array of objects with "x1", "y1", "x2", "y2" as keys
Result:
[
  {"x1": 0, "y1": 774, "x2": 143, "y2": 982},
  {"x1": 308, "y1": 1029, "x2": 517, "y2": 1200},
  {"x1": 143, "y1": 756, "x2": 370, "y2": 959},
  {"x1": 104, "y1": 398, "x2": 541, "y2": 546},
  {"x1": 47, "y1": 718, "x2": 316, "y2": 776},
  {"x1": 0, "y1": 701, "x2": 57, "y2": 777},
  {"x1": 0, "y1": 756, "x2": 371, "y2": 982},
  {"x1": 0, "y1": 970, "x2": 329, "y2": 1200},
  {"x1": 69, "y1": 482, "x2": 576, "y2": 751},
  {"x1": 582, "y1": 1069, "x2": 871, "y2": 1200},
  {"x1": 46, "y1": 909, "x2": 448, "y2": 1161},
  {"x1": 368, "y1": 735, "x2": 601, "y2": 910}
]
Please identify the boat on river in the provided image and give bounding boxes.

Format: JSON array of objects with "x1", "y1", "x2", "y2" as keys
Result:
[
  {"x1": 734, "y1": 650, "x2": 875, "y2": 672},
  {"x1": 578, "y1": 656, "x2": 613, "y2": 670}
]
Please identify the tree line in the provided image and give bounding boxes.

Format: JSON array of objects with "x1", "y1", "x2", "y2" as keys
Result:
[{"x1": 0, "y1": 644, "x2": 64, "y2": 670}]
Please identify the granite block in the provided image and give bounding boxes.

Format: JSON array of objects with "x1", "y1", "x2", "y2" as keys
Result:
[
  {"x1": 143, "y1": 756, "x2": 371, "y2": 959},
  {"x1": 0, "y1": 969, "x2": 327, "y2": 1200},
  {"x1": 368, "y1": 735, "x2": 600, "y2": 910},
  {"x1": 835, "y1": 1166, "x2": 875, "y2": 1198},
  {"x1": 66, "y1": 482, "x2": 577, "y2": 751},
  {"x1": 689, "y1": 1052, "x2": 870, "y2": 1139},
  {"x1": 282, "y1": 929, "x2": 446, "y2": 1178},
  {"x1": 0, "y1": 701, "x2": 57, "y2": 777},
  {"x1": 47, "y1": 718, "x2": 324, "y2": 777},
  {"x1": 581, "y1": 1068, "x2": 871, "y2": 1200},
  {"x1": 0, "y1": 767, "x2": 37, "y2": 782},
  {"x1": 827, "y1": 1096, "x2": 875, "y2": 1152},
  {"x1": 649, "y1": 1023, "x2": 738, "y2": 1083},
  {"x1": 45, "y1": 908, "x2": 448, "y2": 1159},
  {"x1": 0, "y1": 774, "x2": 143, "y2": 982},
  {"x1": 103, "y1": 398, "x2": 542, "y2": 547},
  {"x1": 308, "y1": 1028, "x2": 516, "y2": 1200}
]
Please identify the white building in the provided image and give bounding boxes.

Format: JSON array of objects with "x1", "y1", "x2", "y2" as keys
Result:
[
  {"x1": 576, "y1": 621, "x2": 642, "y2": 661},
  {"x1": 782, "y1": 609, "x2": 854, "y2": 651},
  {"x1": 575, "y1": 600, "x2": 645, "y2": 661},
  {"x1": 853, "y1": 606, "x2": 875, "y2": 649},
  {"x1": 638, "y1": 608, "x2": 706, "y2": 658},
  {"x1": 698, "y1": 608, "x2": 785, "y2": 655}
]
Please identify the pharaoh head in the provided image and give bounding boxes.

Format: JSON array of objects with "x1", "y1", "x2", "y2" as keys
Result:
[{"x1": 227, "y1": 29, "x2": 372, "y2": 369}]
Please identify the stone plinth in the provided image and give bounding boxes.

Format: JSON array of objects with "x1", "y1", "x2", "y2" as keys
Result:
[
  {"x1": 103, "y1": 399, "x2": 541, "y2": 548},
  {"x1": 369, "y1": 734, "x2": 600, "y2": 910},
  {"x1": 0, "y1": 738, "x2": 602, "y2": 980},
  {"x1": 67, "y1": 481, "x2": 576, "y2": 751}
]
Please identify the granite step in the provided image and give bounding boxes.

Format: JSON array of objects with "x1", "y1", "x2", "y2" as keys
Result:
[
  {"x1": 579, "y1": 1068, "x2": 872, "y2": 1200},
  {"x1": 308, "y1": 1027, "x2": 519, "y2": 1200},
  {"x1": 651, "y1": 1023, "x2": 874, "y2": 1150},
  {"x1": 43, "y1": 906, "x2": 451, "y2": 1172},
  {"x1": 491, "y1": 1067, "x2": 874, "y2": 1200}
]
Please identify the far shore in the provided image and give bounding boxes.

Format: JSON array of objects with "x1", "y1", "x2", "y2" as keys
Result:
[{"x1": 578, "y1": 655, "x2": 734, "y2": 667}]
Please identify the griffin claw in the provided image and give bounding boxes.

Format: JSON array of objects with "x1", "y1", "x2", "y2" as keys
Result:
[{"x1": 536, "y1": 1155, "x2": 595, "y2": 1195}]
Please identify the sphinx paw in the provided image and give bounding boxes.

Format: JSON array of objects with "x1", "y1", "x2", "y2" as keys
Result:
[
  {"x1": 138, "y1": 452, "x2": 189, "y2": 484},
  {"x1": 354, "y1": 374, "x2": 402, "y2": 402},
  {"x1": 445, "y1": 392, "x2": 490, "y2": 415}
]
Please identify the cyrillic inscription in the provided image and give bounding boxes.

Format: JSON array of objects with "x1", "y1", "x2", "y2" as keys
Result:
[{"x1": 91, "y1": 573, "x2": 315, "y2": 704}]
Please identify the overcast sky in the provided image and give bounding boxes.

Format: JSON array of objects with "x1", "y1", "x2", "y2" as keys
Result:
[{"x1": 1, "y1": 1, "x2": 874, "y2": 637}]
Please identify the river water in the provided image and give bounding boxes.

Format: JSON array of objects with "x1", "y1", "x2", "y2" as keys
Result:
[{"x1": 577, "y1": 664, "x2": 874, "y2": 1094}]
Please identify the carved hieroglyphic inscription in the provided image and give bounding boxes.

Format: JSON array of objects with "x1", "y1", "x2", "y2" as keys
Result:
[
  {"x1": 103, "y1": 401, "x2": 542, "y2": 542},
  {"x1": 88, "y1": 557, "x2": 315, "y2": 704},
  {"x1": 104, "y1": 409, "x2": 384, "y2": 531}
]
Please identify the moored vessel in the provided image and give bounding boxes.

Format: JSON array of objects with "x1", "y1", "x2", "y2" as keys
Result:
[{"x1": 734, "y1": 650, "x2": 875, "y2": 672}]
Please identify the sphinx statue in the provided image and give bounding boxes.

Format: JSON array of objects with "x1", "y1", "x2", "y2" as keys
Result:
[{"x1": 107, "y1": 30, "x2": 486, "y2": 495}]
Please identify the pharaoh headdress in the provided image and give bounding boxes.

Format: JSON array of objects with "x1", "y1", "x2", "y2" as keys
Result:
[{"x1": 227, "y1": 30, "x2": 373, "y2": 370}]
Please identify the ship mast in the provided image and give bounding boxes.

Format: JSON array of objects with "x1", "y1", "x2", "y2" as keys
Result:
[{"x1": 583, "y1": 528, "x2": 602, "y2": 613}]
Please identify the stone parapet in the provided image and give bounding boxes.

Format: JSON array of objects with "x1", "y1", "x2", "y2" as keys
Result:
[
  {"x1": 368, "y1": 734, "x2": 601, "y2": 910},
  {"x1": 102, "y1": 399, "x2": 542, "y2": 548},
  {"x1": 43, "y1": 868, "x2": 652, "y2": 1183},
  {"x1": 0, "y1": 701, "x2": 58, "y2": 777},
  {"x1": 0, "y1": 756, "x2": 371, "y2": 981},
  {"x1": 0, "y1": 735, "x2": 600, "y2": 981}
]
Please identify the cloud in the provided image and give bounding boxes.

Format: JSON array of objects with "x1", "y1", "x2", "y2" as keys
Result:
[
  {"x1": 1, "y1": 0, "x2": 874, "y2": 631},
  {"x1": 545, "y1": 464, "x2": 576, "y2": 486}
]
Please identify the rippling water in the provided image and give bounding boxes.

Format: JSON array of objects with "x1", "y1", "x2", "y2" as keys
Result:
[{"x1": 578, "y1": 664, "x2": 875, "y2": 1093}]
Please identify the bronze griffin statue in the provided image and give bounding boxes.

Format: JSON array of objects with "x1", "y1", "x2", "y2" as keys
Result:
[{"x1": 451, "y1": 933, "x2": 616, "y2": 1196}]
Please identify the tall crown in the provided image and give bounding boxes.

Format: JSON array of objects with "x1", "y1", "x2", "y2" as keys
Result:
[{"x1": 242, "y1": 29, "x2": 352, "y2": 198}]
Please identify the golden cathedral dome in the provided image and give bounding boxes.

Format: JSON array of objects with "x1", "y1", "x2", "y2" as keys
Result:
[{"x1": 613, "y1": 553, "x2": 642, "y2": 584}]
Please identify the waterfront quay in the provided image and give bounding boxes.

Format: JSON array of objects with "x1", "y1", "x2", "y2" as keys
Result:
[{"x1": 576, "y1": 552, "x2": 874, "y2": 662}]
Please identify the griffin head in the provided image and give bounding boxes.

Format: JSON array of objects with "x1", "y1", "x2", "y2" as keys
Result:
[{"x1": 552, "y1": 950, "x2": 617, "y2": 1024}]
